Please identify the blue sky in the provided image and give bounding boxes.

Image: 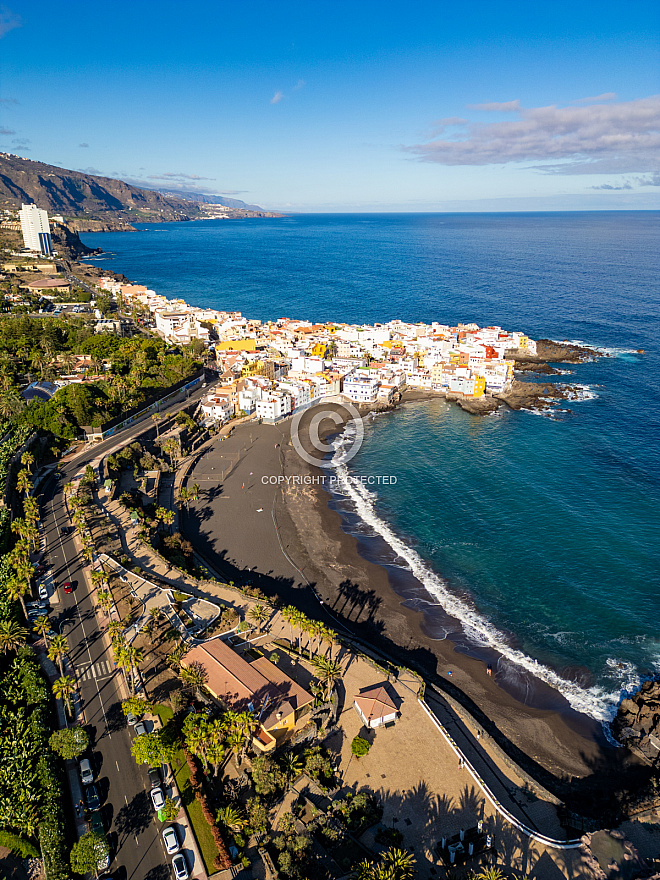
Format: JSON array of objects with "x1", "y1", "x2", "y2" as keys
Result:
[{"x1": 0, "y1": 0, "x2": 658, "y2": 211}]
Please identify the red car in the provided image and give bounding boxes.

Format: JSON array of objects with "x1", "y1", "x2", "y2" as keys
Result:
[{"x1": 63, "y1": 582, "x2": 73, "y2": 594}]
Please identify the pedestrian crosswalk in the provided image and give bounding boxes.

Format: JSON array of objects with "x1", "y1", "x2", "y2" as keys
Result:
[{"x1": 76, "y1": 660, "x2": 114, "y2": 682}]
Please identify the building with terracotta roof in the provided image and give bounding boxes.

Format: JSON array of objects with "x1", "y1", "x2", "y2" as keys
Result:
[
  {"x1": 181, "y1": 638, "x2": 314, "y2": 751},
  {"x1": 353, "y1": 682, "x2": 399, "y2": 729}
]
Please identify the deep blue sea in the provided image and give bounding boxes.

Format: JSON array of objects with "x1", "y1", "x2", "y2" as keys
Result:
[{"x1": 81, "y1": 213, "x2": 660, "y2": 721}]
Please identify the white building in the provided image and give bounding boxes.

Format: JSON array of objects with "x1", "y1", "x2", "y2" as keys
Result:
[
  {"x1": 19, "y1": 204, "x2": 53, "y2": 256},
  {"x1": 200, "y1": 394, "x2": 232, "y2": 424},
  {"x1": 343, "y1": 374, "x2": 380, "y2": 403},
  {"x1": 256, "y1": 393, "x2": 292, "y2": 422}
]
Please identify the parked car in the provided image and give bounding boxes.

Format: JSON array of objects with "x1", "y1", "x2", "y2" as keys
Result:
[
  {"x1": 85, "y1": 783, "x2": 101, "y2": 812},
  {"x1": 126, "y1": 712, "x2": 138, "y2": 726},
  {"x1": 162, "y1": 826, "x2": 180, "y2": 855},
  {"x1": 79, "y1": 758, "x2": 94, "y2": 785},
  {"x1": 148, "y1": 767, "x2": 161, "y2": 788},
  {"x1": 38, "y1": 583, "x2": 48, "y2": 600},
  {"x1": 171, "y1": 854, "x2": 189, "y2": 880},
  {"x1": 134, "y1": 721, "x2": 147, "y2": 737},
  {"x1": 150, "y1": 787, "x2": 165, "y2": 811},
  {"x1": 89, "y1": 812, "x2": 104, "y2": 835},
  {"x1": 63, "y1": 582, "x2": 73, "y2": 594}
]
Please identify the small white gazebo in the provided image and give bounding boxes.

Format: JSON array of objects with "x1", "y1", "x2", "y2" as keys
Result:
[{"x1": 353, "y1": 683, "x2": 398, "y2": 729}]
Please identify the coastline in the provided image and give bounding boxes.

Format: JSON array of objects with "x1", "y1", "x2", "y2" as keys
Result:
[{"x1": 183, "y1": 405, "x2": 611, "y2": 789}]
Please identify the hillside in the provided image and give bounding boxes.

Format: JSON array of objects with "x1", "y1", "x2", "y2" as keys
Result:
[{"x1": 0, "y1": 153, "x2": 280, "y2": 228}]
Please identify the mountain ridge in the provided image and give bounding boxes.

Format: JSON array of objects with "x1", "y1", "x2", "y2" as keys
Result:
[{"x1": 0, "y1": 153, "x2": 279, "y2": 226}]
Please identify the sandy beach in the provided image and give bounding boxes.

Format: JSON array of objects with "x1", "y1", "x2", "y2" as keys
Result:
[{"x1": 182, "y1": 401, "x2": 613, "y2": 798}]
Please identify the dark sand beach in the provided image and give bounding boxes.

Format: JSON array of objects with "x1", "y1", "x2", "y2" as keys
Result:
[{"x1": 182, "y1": 403, "x2": 613, "y2": 794}]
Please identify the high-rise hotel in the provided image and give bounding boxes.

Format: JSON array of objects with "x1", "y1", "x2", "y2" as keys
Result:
[{"x1": 19, "y1": 203, "x2": 53, "y2": 256}]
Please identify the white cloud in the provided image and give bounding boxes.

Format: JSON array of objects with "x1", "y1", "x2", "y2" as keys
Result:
[
  {"x1": 571, "y1": 93, "x2": 617, "y2": 104},
  {"x1": 405, "y1": 95, "x2": 660, "y2": 175},
  {"x1": 270, "y1": 91, "x2": 284, "y2": 105},
  {"x1": 468, "y1": 100, "x2": 521, "y2": 112},
  {"x1": 0, "y1": 5, "x2": 20, "y2": 38}
]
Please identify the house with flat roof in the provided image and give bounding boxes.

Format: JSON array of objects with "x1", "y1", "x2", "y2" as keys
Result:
[{"x1": 181, "y1": 638, "x2": 314, "y2": 751}]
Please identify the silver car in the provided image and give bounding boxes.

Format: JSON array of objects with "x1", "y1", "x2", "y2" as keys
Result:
[{"x1": 79, "y1": 757, "x2": 94, "y2": 785}]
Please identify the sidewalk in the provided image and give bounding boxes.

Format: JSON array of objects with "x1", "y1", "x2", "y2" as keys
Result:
[{"x1": 150, "y1": 712, "x2": 207, "y2": 880}]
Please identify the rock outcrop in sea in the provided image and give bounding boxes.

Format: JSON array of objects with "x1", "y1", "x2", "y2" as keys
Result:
[{"x1": 612, "y1": 679, "x2": 660, "y2": 765}]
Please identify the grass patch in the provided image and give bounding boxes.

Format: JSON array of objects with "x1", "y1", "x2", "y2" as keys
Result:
[
  {"x1": 172, "y1": 749, "x2": 220, "y2": 874},
  {"x1": 154, "y1": 704, "x2": 221, "y2": 873}
]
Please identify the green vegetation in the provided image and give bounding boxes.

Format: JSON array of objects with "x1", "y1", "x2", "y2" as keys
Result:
[
  {"x1": 351, "y1": 735, "x2": 372, "y2": 758},
  {"x1": 0, "y1": 650, "x2": 68, "y2": 879},
  {"x1": 70, "y1": 830, "x2": 109, "y2": 875},
  {"x1": 49, "y1": 725, "x2": 89, "y2": 760},
  {"x1": 0, "y1": 313, "x2": 202, "y2": 438}
]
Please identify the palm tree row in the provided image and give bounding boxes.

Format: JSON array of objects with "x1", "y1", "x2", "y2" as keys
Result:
[{"x1": 280, "y1": 606, "x2": 339, "y2": 659}]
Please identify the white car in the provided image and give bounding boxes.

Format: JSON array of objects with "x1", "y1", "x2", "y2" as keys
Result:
[
  {"x1": 79, "y1": 757, "x2": 94, "y2": 785},
  {"x1": 134, "y1": 721, "x2": 147, "y2": 737},
  {"x1": 172, "y1": 854, "x2": 189, "y2": 880},
  {"x1": 151, "y1": 787, "x2": 166, "y2": 810},
  {"x1": 38, "y1": 583, "x2": 48, "y2": 600},
  {"x1": 162, "y1": 826, "x2": 180, "y2": 855},
  {"x1": 126, "y1": 713, "x2": 138, "y2": 726}
]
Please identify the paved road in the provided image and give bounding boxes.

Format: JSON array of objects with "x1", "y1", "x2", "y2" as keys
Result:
[
  {"x1": 42, "y1": 476, "x2": 170, "y2": 880},
  {"x1": 38, "y1": 382, "x2": 215, "y2": 880}
]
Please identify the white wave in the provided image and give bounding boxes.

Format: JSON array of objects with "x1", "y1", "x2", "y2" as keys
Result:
[
  {"x1": 551, "y1": 338, "x2": 642, "y2": 358},
  {"x1": 566, "y1": 384, "x2": 598, "y2": 402},
  {"x1": 331, "y1": 442, "x2": 620, "y2": 722}
]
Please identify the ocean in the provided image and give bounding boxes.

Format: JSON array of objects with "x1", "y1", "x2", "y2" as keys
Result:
[{"x1": 81, "y1": 212, "x2": 660, "y2": 722}]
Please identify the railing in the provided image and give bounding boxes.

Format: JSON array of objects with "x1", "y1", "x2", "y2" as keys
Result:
[{"x1": 418, "y1": 699, "x2": 583, "y2": 850}]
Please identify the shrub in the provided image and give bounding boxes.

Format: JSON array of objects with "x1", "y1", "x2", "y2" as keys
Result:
[
  {"x1": 351, "y1": 735, "x2": 371, "y2": 758},
  {"x1": 0, "y1": 829, "x2": 39, "y2": 858}
]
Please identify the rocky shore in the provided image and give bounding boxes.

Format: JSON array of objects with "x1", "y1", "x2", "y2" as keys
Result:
[{"x1": 612, "y1": 679, "x2": 660, "y2": 765}]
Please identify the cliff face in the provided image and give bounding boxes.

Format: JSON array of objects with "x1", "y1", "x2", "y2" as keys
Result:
[{"x1": 0, "y1": 153, "x2": 204, "y2": 223}]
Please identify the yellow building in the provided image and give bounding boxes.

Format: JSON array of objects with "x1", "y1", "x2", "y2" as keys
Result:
[
  {"x1": 181, "y1": 638, "x2": 314, "y2": 752},
  {"x1": 216, "y1": 339, "x2": 257, "y2": 352}
]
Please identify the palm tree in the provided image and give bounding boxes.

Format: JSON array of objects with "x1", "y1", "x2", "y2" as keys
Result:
[
  {"x1": 52, "y1": 675, "x2": 76, "y2": 717},
  {"x1": 152, "y1": 413, "x2": 162, "y2": 438},
  {"x1": 312, "y1": 655, "x2": 342, "y2": 701},
  {"x1": 217, "y1": 805, "x2": 245, "y2": 833},
  {"x1": 124, "y1": 645, "x2": 143, "y2": 695},
  {"x1": 20, "y1": 451, "x2": 34, "y2": 472},
  {"x1": 161, "y1": 509, "x2": 175, "y2": 534},
  {"x1": 248, "y1": 603, "x2": 270, "y2": 633},
  {"x1": 281, "y1": 751, "x2": 303, "y2": 783},
  {"x1": 472, "y1": 870, "x2": 504, "y2": 880},
  {"x1": 48, "y1": 634, "x2": 69, "y2": 676},
  {"x1": 0, "y1": 388, "x2": 25, "y2": 419},
  {"x1": 380, "y1": 848, "x2": 416, "y2": 879},
  {"x1": 188, "y1": 483, "x2": 200, "y2": 502},
  {"x1": 15, "y1": 469, "x2": 33, "y2": 496},
  {"x1": 33, "y1": 615, "x2": 51, "y2": 644},
  {"x1": 0, "y1": 620, "x2": 28, "y2": 653},
  {"x1": 225, "y1": 710, "x2": 258, "y2": 765},
  {"x1": 177, "y1": 486, "x2": 190, "y2": 509},
  {"x1": 179, "y1": 661, "x2": 207, "y2": 693},
  {"x1": 6, "y1": 577, "x2": 30, "y2": 621}
]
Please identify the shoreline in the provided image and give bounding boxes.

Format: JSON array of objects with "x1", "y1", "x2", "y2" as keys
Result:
[{"x1": 183, "y1": 406, "x2": 613, "y2": 791}]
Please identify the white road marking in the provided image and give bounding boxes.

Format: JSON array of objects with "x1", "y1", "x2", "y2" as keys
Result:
[{"x1": 116, "y1": 760, "x2": 120, "y2": 772}]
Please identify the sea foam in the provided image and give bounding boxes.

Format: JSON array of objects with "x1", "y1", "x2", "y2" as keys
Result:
[{"x1": 330, "y1": 426, "x2": 620, "y2": 723}]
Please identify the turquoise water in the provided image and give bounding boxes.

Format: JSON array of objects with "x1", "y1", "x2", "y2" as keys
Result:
[{"x1": 81, "y1": 212, "x2": 660, "y2": 720}]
